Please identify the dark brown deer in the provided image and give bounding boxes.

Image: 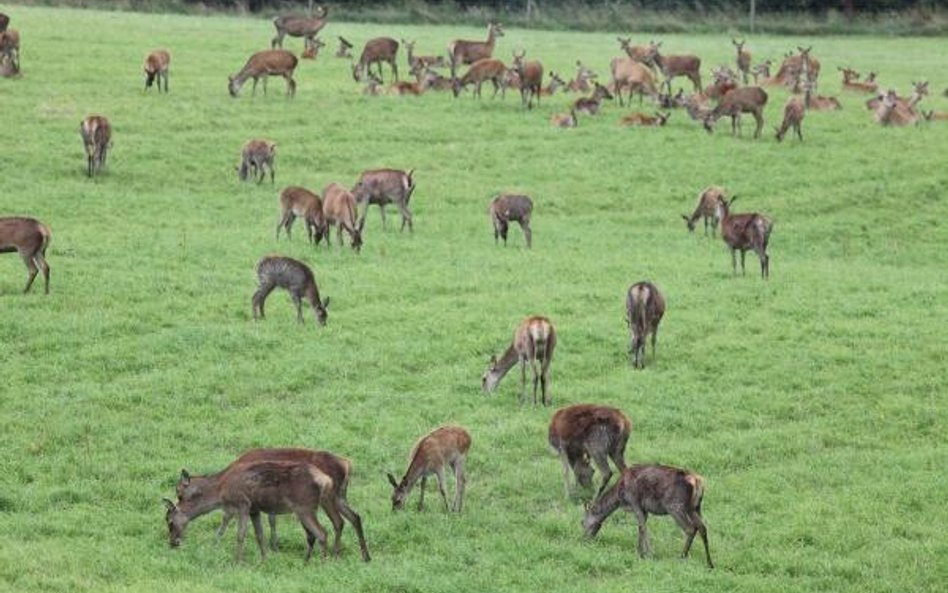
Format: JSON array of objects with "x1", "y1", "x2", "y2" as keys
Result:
[
  {"x1": 351, "y1": 168, "x2": 415, "y2": 232},
  {"x1": 540, "y1": 71, "x2": 566, "y2": 96},
  {"x1": 228, "y1": 50, "x2": 298, "y2": 98},
  {"x1": 352, "y1": 37, "x2": 399, "y2": 82},
  {"x1": 511, "y1": 50, "x2": 543, "y2": 109},
  {"x1": 0, "y1": 217, "x2": 51, "y2": 294},
  {"x1": 922, "y1": 110, "x2": 948, "y2": 122},
  {"x1": 0, "y1": 28, "x2": 19, "y2": 71},
  {"x1": 775, "y1": 95, "x2": 805, "y2": 142},
  {"x1": 448, "y1": 22, "x2": 504, "y2": 79},
  {"x1": 705, "y1": 67, "x2": 738, "y2": 100},
  {"x1": 610, "y1": 57, "x2": 659, "y2": 106},
  {"x1": 237, "y1": 139, "x2": 276, "y2": 184},
  {"x1": 80, "y1": 115, "x2": 112, "y2": 178},
  {"x1": 276, "y1": 186, "x2": 326, "y2": 244},
  {"x1": 164, "y1": 460, "x2": 330, "y2": 562},
  {"x1": 583, "y1": 464, "x2": 713, "y2": 569},
  {"x1": 483, "y1": 315, "x2": 556, "y2": 406},
  {"x1": 548, "y1": 404, "x2": 631, "y2": 499},
  {"x1": 322, "y1": 182, "x2": 364, "y2": 252},
  {"x1": 619, "y1": 112, "x2": 670, "y2": 127},
  {"x1": 573, "y1": 82, "x2": 613, "y2": 116},
  {"x1": 645, "y1": 41, "x2": 702, "y2": 93},
  {"x1": 0, "y1": 13, "x2": 8, "y2": 32},
  {"x1": 271, "y1": 6, "x2": 329, "y2": 51},
  {"x1": 402, "y1": 39, "x2": 446, "y2": 75},
  {"x1": 681, "y1": 186, "x2": 725, "y2": 235},
  {"x1": 251, "y1": 255, "x2": 329, "y2": 325},
  {"x1": 716, "y1": 196, "x2": 773, "y2": 279},
  {"x1": 626, "y1": 282, "x2": 665, "y2": 368},
  {"x1": 489, "y1": 193, "x2": 533, "y2": 248},
  {"x1": 566, "y1": 60, "x2": 597, "y2": 93},
  {"x1": 143, "y1": 49, "x2": 170, "y2": 93},
  {"x1": 732, "y1": 38, "x2": 751, "y2": 84},
  {"x1": 336, "y1": 36, "x2": 353, "y2": 59},
  {"x1": 387, "y1": 425, "x2": 471, "y2": 512},
  {"x1": 452, "y1": 57, "x2": 507, "y2": 99},
  {"x1": 703, "y1": 86, "x2": 769, "y2": 138},
  {"x1": 550, "y1": 108, "x2": 578, "y2": 128}
]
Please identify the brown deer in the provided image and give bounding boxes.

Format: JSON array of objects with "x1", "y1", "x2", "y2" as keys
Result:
[
  {"x1": 0, "y1": 217, "x2": 51, "y2": 294},
  {"x1": 617, "y1": 37, "x2": 653, "y2": 66},
  {"x1": 540, "y1": 71, "x2": 566, "y2": 96},
  {"x1": 704, "y1": 67, "x2": 738, "y2": 100},
  {"x1": 362, "y1": 72, "x2": 383, "y2": 96},
  {"x1": 489, "y1": 193, "x2": 533, "y2": 248},
  {"x1": 271, "y1": 6, "x2": 329, "y2": 51},
  {"x1": 682, "y1": 93, "x2": 712, "y2": 121},
  {"x1": 336, "y1": 36, "x2": 353, "y2": 59},
  {"x1": 840, "y1": 67, "x2": 878, "y2": 93},
  {"x1": 0, "y1": 28, "x2": 19, "y2": 71},
  {"x1": 387, "y1": 425, "x2": 471, "y2": 512},
  {"x1": 803, "y1": 79, "x2": 841, "y2": 111},
  {"x1": 619, "y1": 112, "x2": 670, "y2": 127},
  {"x1": 80, "y1": 115, "x2": 112, "y2": 178},
  {"x1": 164, "y1": 460, "x2": 331, "y2": 562},
  {"x1": 749, "y1": 60, "x2": 772, "y2": 85},
  {"x1": 251, "y1": 255, "x2": 330, "y2": 325},
  {"x1": 566, "y1": 60, "x2": 597, "y2": 93},
  {"x1": 351, "y1": 168, "x2": 415, "y2": 232},
  {"x1": 732, "y1": 39, "x2": 751, "y2": 84},
  {"x1": 703, "y1": 86, "x2": 769, "y2": 138},
  {"x1": 771, "y1": 46, "x2": 820, "y2": 88},
  {"x1": 390, "y1": 69, "x2": 438, "y2": 96},
  {"x1": 645, "y1": 41, "x2": 702, "y2": 93},
  {"x1": 626, "y1": 281, "x2": 665, "y2": 368},
  {"x1": 448, "y1": 22, "x2": 504, "y2": 79},
  {"x1": 228, "y1": 49, "x2": 298, "y2": 98},
  {"x1": 402, "y1": 39, "x2": 446, "y2": 75},
  {"x1": 548, "y1": 404, "x2": 631, "y2": 499},
  {"x1": 550, "y1": 108, "x2": 578, "y2": 128},
  {"x1": 483, "y1": 315, "x2": 556, "y2": 406},
  {"x1": 868, "y1": 80, "x2": 928, "y2": 113},
  {"x1": 322, "y1": 183, "x2": 364, "y2": 252},
  {"x1": 573, "y1": 82, "x2": 613, "y2": 116},
  {"x1": 875, "y1": 89, "x2": 921, "y2": 127},
  {"x1": 609, "y1": 57, "x2": 659, "y2": 106},
  {"x1": 681, "y1": 186, "x2": 726, "y2": 235},
  {"x1": 276, "y1": 186, "x2": 326, "y2": 244},
  {"x1": 716, "y1": 196, "x2": 773, "y2": 278},
  {"x1": 511, "y1": 50, "x2": 543, "y2": 109},
  {"x1": 351, "y1": 37, "x2": 399, "y2": 82},
  {"x1": 237, "y1": 139, "x2": 276, "y2": 184},
  {"x1": 300, "y1": 37, "x2": 326, "y2": 60},
  {"x1": 143, "y1": 49, "x2": 170, "y2": 93},
  {"x1": 452, "y1": 58, "x2": 507, "y2": 99},
  {"x1": 583, "y1": 464, "x2": 714, "y2": 569},
  {"x1": 775, "y1": 95, "x2": 805, "y2": 142}
]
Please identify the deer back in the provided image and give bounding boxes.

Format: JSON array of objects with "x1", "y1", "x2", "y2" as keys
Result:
[
  {"x1": 548, "y1": 404, "x2": 631, "y2": 454},
  {"x1": 81, "y1": 116, "x2": 111, "y2": 152},
  {"x1": 360, "y1": 37, "x2": 398, "y2": 66},
  {"x1": 322, "y1": 182, "x2": 359, "y2": 225},
  {"x1": 0, "y1": 217, "x2": 50, "y2": 255},
  {"x1": 245, "y1": 49, "x2": 298, "y2": 75},
  {"x1": 490, "y1": 193, "x2": 533, "y2": 223},
  {"x1": 351, "y1": 168, "x2": 413, "y2": 206},
  {"x1": 144, "y1": 49, "x2": 170, "y2": 73}
]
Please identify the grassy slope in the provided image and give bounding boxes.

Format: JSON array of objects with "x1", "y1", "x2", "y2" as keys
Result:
[{"x1": 1, "y1": 5, "x2": 946, "y2": 593}]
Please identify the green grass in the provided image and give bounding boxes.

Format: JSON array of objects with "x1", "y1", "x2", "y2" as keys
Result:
[{"x1": 1, "y1": 5, "x2": 947, "y2": 593}]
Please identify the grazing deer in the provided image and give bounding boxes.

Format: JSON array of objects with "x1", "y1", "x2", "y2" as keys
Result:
[
  {"x1": 645, "y1": 41, "x2": 702, "y2": 93},
  {"x1": 0, "y1": 28, "x2": 19, "y2": 71},
  {"x1": 716, "y1": 196, "x2": 773, "y2": 278},
  {"x1": 551, "y1": 108, "x2": 578, "y2": 128},
  {"x1": 540, "y1": 71, "x2": 566, "y2": 96},
  {"x1": 573, "y1": 82, "x2": 613, "y2": 116},
  {"x1": 703, "y1": 86, "x2": 769, "y2": 138},
  {"x1": 403, "y1": 39, "x2": 446, "y2": 75},
  {"x1": 164, "y1": 460, "x2": 331, "y2": 562},
  {"x1": 775, "y1": 95, "x2": 805, "y2": 142},
  {"x1": 0, "y1": 217, "x2": 51, "y2": 294},
  {"x1": 583, "y1": 464, "x2": 714, "y2": 569},
  {"x1": 511, "y1": 49, "x2": 543, "y2": 109},
  {"x1": 451, "y1": 58, "x2": 507, "y2": 99},
  {"x1": 610, "y1": 57, "x2": 659, "y2": 106},
  {"x1": 483, "y1": 316, "x2": 556, "y2": 406},
  {"x1": 237, "y1": 139, "x2": 276, "y2": 184},
  {"x1": 80, "y1": 115, "x2": 112, "y2": 178},
  {"x1": 390, "y1": 69, "x2": 438, "y2": 96},
  {"x1": 251, "y1": 255, "x2": 330, "y2": 325},
  {"x1": 387, "y1": 425, "x2": 471, "y2": 512},
  {"x1": 351, "y1": 168, "x2": 415, "y2": 232},
  {"x1": 548, "y1": 404, "x2": 631, "y2": 499},
  {"x1": 732, "y1": 39, "x2": 751, "y2": 84},
  {"x1": 626, "y1": 282, "x2": 665, "y2": 368},
  {"x1": 749, "y1": 60, "x2": 772, "y2": 85},
  {"x1": 448, "y1": 22, "x2": 504, "y2": 79},
  {"x1": 619, "y1": 112, "x2": 670, "y2": 127},
  {"x1": 875, "y1": 89, "x2": 921, "y2": 127},
  {"x1": 566, "y1": 60, "x2": 597, "y2": 93},
  {"x1": 617, "y1": 37, "x2": 653, "y2": 66},
  {"x1": 488, "y1": 192, "x2": 533, "y2": 248},
  {"x1": 143, "y1": 49, "x2": 170, "y2": 93},
  {"x1": 0, "y1": 13, "x2": 8, "y2": 32},
  {"x1": 682, "y1": 93, "x2": 712, "y2": 121},
  {"x1": 276, "y1": 186, "x2": 326, "y2": 245},
  {"x1": 336, "y1": 36, "x2": 353, "y2": 59},
  {"x1": 352, "y1": 37, "x2": 399, "y2": 82},
  {"x1": 228, "y1": 50, "x2": 298, "y2": 98},
  {"x1": 271, "y1": 6, "x2": 329, "y2": 51},
  {"x1": 300, "y1": 37, "x2": 326, "y2": 60},
  {"x1": 322, "y1": 182, "x2": 364, "y2": 252},
  {"x1": 803, "y1": 79, "x2": 842, "y2": 111},
  {"x1": 681, "y1": 186, "x2": 726, "y2": 235}
]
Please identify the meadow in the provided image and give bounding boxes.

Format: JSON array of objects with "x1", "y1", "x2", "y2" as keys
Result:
[{"x1": 1, "y1": 4, "x2": 947, "y2": 592}]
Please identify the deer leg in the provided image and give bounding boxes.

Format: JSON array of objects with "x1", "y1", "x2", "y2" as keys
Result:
[
  {"x1": 277, "y1": 212, "x2": 293, "y2": 239},
  {"x1": 235, "y1": 512, "x2": 249, "y2": 562},
  {"x1": 251, "y1": 77, "x2": 259, "y2": 97},
  {"x1": 693, "y1": 511, "x2": 714, "y2": 568},
  {"x1": 417, "y1": 475, "x2": 427, "y2": 511},
  {"x1": 730, "y1": 248, "x2": 737, "y2": 276},
  {"x1": 293, "y1": 294, "x2": 304, "y2": 324},
  {"x1": 269, "y1": 162, "x2": 275, "y2": 184},
  {"x1": 540, "y1": 359, "x2": 550, "y2": 406},
  {"x1": 164, "y1": 70, "x2": 169, "y2": 93},
  {"x1": 633, "y1": 508, "x2": 651, "y2": 558},
  {"x1": 434, "y1": 467, "x2": 449, "y2": 512},
  {"x1": 759, "y1": 249, "x2": 769, "y2": 279},
  {"x1": 398, "y1": 202, "x2": 412, "y2": 233},
  {"x1": 754, "y1": 110, "x2": 763, "y2": 139},
  {"x1": 297, "y1": 509, "x2": 328, "y2": 562},
  {"x1": 519, "y1": 358, "x2": 527, "y2": 404},
  {"x1": 252, "y1": 282, "x2": 276, "y2": 319},
  {"x1": 336, "y1": 222, "x2": 344, "y2": 247},
  {"x1": 379, "y1": 205, "x2": 388, "y2": 230},
  {"x1": 336, "y1": 499, "x2": 371, "y2": 562},
  {"x1": 651, "y1": 326, "x2": 659, "y2": 361},
  {"x1": 262, "y1": 76, "x2": 269, "y2": 96},
  {"x1": 320, "y1": 498, "x2": 345, "y2": 557},
  {"x1": 452, "y1": 458, "x2": 466, "y2": 512},
  {"x1": 21, "y1": 252, "x2": 38, "y2": 294},
  {"x1": 217, "y1": 511, "x2": 233, "y2": 541},
  {"x1": 669, "y1": 505, "x2": 697, "y2": 559},
  {"x1": 740, "y1": 249, "x2": 747, "y2": 275},
  {"x1": 796, "y1": 121, "x2": 803, "y2": 142},
  {"x1": 521, "y1": 221, "x2": 531, "y2": 248},
  {"x1": 392, "y1": 59, "x2": 398, "y2": 82},
  {"x1": 590, "y1": 449, "x2": 613, "y2": 500},
  {"x1": 559, "y1": 452, "x2": 573, "y2": 498},
  {"x1": 531, "y1": 359, "x2": 540, "y2": 405},
  {"x1": 250, "y1": 512, "x2": 268, "y2": 560}
]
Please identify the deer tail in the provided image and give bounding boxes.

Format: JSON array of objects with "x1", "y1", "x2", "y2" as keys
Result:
[
  {"x1": 38, "y1": 223, "x2": 52, "y2": 255},
  {"x1": 688, "y1": 473, "x2": 705, "y2": 511},
  {"x1": 629, "y1": 284, "x2": 649, "y2": 330}
]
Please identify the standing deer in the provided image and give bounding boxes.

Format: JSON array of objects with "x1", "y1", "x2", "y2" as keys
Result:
[
  {"x1": 550, "y1": 108, "x2": 578, "y2": 128},
  {"x1": 271, "y1": 6, "x2": 329, "y2": 51},
  {"x1": 351, "y1": 168, "x2": 415, "y2": 232},
  {"x1": 80, "y1": 115, "x2": 112, "y2": 178},
  {"x1": 617, "y1": 37, "x2": 653, "y2": 66},
  {"x1": 143, "y1": 49, "x2": 170, "y2": 93},
  {"x1": 610, "y1": 57, "x2": 659, "y2": 106},
  {"x1": 451, "y1": 58, "x2": 508, "y2": 99},
  {"x1": 703, "y1": 86, "x2": 769, "y2": 138},
  {"x1": 276, "y1": 186, "x2": 326, "y2": 244},
  {"x1": 619, "y1": 112, "x2": 670, "y2": 127},
  {"x1": 566, "y1": 60, "x2": 597, "y2": 93},
  {"x1": 483, "y1": 316, "x2": 556, "y2": 406},
  {"x1": 448, "y1": 22, "x2": 504, "y2": 79},
  {"x1": 228, "y1": 50, "x2": 298, "y2": 98},
  {"x1": 681, "y1": 186, "x2": 726, "y2": 235},
  {"x1": 548, "y1": 404, "x2": 631, "y2": 499},
  {"x1": 775, "y1": 95, "x2": 805, "y2": 142},
  {"x1": 251, "y1": 255, "x2": 330, "y2": 325},
  {"x1": 336, "y1": 36, "x2": 353, "y2": 59},
  {"x1": 237, "y1": 139, "x2": 276, "y2": 184},
  {"x1": 387, "y1": 425, "x2": 471, "y2": 512},
  {"x1": 322, "y1": 182, "x2": 364, "y2": 252},
  {"x1": 352, "y1": 37, "x2": 399, "y2": 82},
  {"x1": 583, "y1": 464, "x2": 714, "y2": 569},
  {"x1": 732, "y1": 38, "x2": 751, "y2": 84},
  {"x1": 645, "y1": 41, "x2": 702, "y2": 93},
  {"x1": 0, "y1": 217, "x2": 51, "y2": 294},
  {"x1": 488, "y1": 192, "x2": 533, "y2": 248},
  {"x1": 626, "y1": 282, "x2": 665, "y2": 369},
  {"x1": 716, "y1": 196, "x2": 773, "y2": 279},
  {"x1": 511, "y1": 50, "x2": 543, "y2": 109},
  {"x1": 0, "y1": 28, "x2": 19, "y2": 71},
  {"x1": 573, "y1": 82, "x2": 613, "y2": 116}
]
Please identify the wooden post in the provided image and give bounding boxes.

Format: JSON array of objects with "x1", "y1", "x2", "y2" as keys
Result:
[{"x1": 750, "y1": 0, "x2": 756, "y2": 33}]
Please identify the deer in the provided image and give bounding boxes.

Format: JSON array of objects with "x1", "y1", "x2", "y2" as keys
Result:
[
  {"x1": 236, "y1": 139, "x2": 276, "y2": 184},
  {"x1": 573, "y1": 82, "x2": 613, "y2": 116},
  {"x1": 80, "y1": 115, "x2": 112, "y2": 178},
  {"x1": 771, "y1": 46, "x2": 820, "y2": 89},
  {"x1": 703, "y1": 86, "x2": 769, "y2": 139},
  {"x1": 143, "y1": 49, "x2": 170, "y2": 93},
  {"x1": 271, "y1": 6, "x2": 329, "y2": 51},
  {"x1": 488, "y1": 192, "x2": 533, "y2": 248},
  {"x1": 402, "y1": 39, "x2": 446, "y2": 75},
  {"x1": 448, "y1": 22, "x2": 504, "y2": 79},
  {"x1": 351, "y1": 168, "x2": 414, "y2": 233},
  {"x1": 749, "y1": 60, "x2": 772, "y2": 85},
  {"x1": 548, "y1": 404, "x2": 631, "y2": 499},
  {"x1": 0, "y1": 28, "x2": 19, "y2": 71},
  {"x1": 163, "y1": 460, "x2": 331, "y2": 562},
  {"x1": 875, "y1": 89, "x2": 921, "y2": 127},
  {"x1": 0, "y1": 217, "x2": 51, "y2": 294},
  {"x1": 840, "y1": 67, "x2": 878, "y2": 93},
  {"x1": 619, "y1": 112, "x2": 670, "y2": 127},
  {"x1": 922, "y1": 110, "x2": 948, "y2": 122},
  {"x1": 625, "y1": 281, "x2": 666, "y2": 369},
  {"x1": 0, "y1": 13, "x2": 8, "y2": 32},
  {"x1": 644, "y1": 41, "x2": 702, "y2": 93},
  {"x1": 681, "y1": 186, "x2": 726, "y2": 235},
  {"x1": 483, "y1": 315, "x2": 556, "y2": 406},
  {"x1": 704, "y1": 67, "x2": 738, "y2": 100},
  {"x1": 276, "y1": 186, "x2": 326, "y2": 245},
  {"x1": 174, "y1": 448, "x2": 371, "y2": 562},
  {"x1": 716, "y1": 195, "x2": 773, "y2": 279},
  {"x1": 300, "y1": 37, "x2": 326, "y2": 60},
  {"x1": 362, "y1": 72, "x2": 383, "y2": 96},
  {"x1": 322, "y1": 182, "x2": 364, "y2": 252},
  {"x1": 390, "y1": 68, "x2": 439, "y2": 96},
  {"x1": 228, "y1": 49, "x2": 297, "y2": 98},
  {"x1": 550, "y1": 108, "x2": 578, "y2": 128},
  {"x1": 682, "y1": 93, "x2": 712, "y2": 121},
  {"x1": 803, "y1": 79, "x2": 842, "y2": 111},
  {"x1": 583, "y1": 464, "x2": 714, "y2": 569},
  {"x1": 511, "y1": 50, "x2": 543, "y2": 109},
  {"x1": 868, "y1": 81, "x2": 928, "y2": 113},
  {"x1": 540, "y1": 71, "x2": 566, "y2": 96},
  {"x1": 352, "y1": 37, "x2": 399, "y2": 82},
  {"x1": 617, "y1": 37, "x2": 653, "y2": 67},
  {"x1": 732, "y1": 38, "x2": 751, "y2": 84},
  {"x1": 336, "y1": 36, "x2": 353, "y2": 59},
  {"x1": 451, "y1": 58, "x2": 507, "y2": 99},
  {"x1": 775, "y1": 95, "x2": 805, "y2": 142},
  {"x1": 251, "y1": 255, "x2": 330, "y2": 325},
  {"x1": 609, "y1": 57, "x2": 660, "y2": 106},
  {"x1": 565, "y1": 61, "x2": 597, "y2": 93},
  {"x1": 387, "y1": 425, "x2": 471, "y2": 513}
]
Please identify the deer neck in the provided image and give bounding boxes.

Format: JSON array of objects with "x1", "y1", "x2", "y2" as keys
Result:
[
  {"x1": 583, "y1": 480, "x2": 623, "y2": 535},
  {"x1": 488, "y1": 345, "x2": 520, "y2": 386},
  {"x1": 178, "y1": 473, "x2": 226, "y2": 520}
]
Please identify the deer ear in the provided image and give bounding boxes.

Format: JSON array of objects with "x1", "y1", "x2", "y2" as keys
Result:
[
  {"x1": 180, "y1": 469, "x2": 190, "y2": 485},
  {"x1": 163, "y1": 498, "x2": 176, "y2": 511},
  {"x1": 323, "y1": 296, "x2": 330, "y2": 310},
  {"x1": 386, "y1": 473, "x2": 399, "y2": 489}
]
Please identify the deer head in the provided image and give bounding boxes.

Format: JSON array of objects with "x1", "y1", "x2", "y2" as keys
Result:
[
  {"x1": 386, "y1": 473, "x2": 409, "y2": 511},
  {"x1": 162, "y1": 498, "x2": 188, "y2": 548}
]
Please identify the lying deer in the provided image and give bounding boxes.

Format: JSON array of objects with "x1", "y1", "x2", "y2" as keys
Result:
[
  {"x1": 681, "y1": 186, "x2": 726, "y2": 235},
  {"x1": 352, "y1": 37, "x2": 399, "y2": 82},
  {"x1": 583, "y1": 464, "x2": 714, "y2": 569},
  {"x1": 387, "y1": 425, "x2": 471, "y2": 512},
  {"x1": 619, "y1": 112, "x2": 670, "y2": 127},
  {"x1": 237, "y1": 139, "x2": 276, "y2": 184},
  {"x1": 703, "y1": 86, "x2": 769, "y2": 139},
  {"x1": 300, "y1": 37, "x2": 326, "y2": 60},
  {"x1": 626, "y1": 281, "x2": 665, "y2": 368},
  {"x1": 540, "y1": 71, "x2": 566, "y2": 96},
  {"x1": 448, "y1": 22, "x2": 504, "y2": 79},
  {"x1": 80, "y1": 115, "x2": 112, "y2": 178},
  {"x1": 548, "y1": 404, "x2": 631, "y2": 499},
  {"x1": 403, "y1": 39, "x2": 446, "y2": 74},
  {"x1": 550, "y1": 108, "x2": 578, "y2": 128},
  {"x1": 803, "y1": 79, "x2": 841, "y2": 111},
  {"x1": 271, "y1": 6, "x2": 328, "y2": 51},
  {"x1": 749, "y1": 60, "x2": 772, "y2": 85},
  {"x1": 488, "y1": 192, "x2": 533, "y2": 248},
  {"x1": 573, "y1": 82, "x2": 613, "y2": 116},
  {"x1": 336, "y1": 36, "x2": 353, "y2": 59},
  {"x1": 143, "y1": 49, "x2": 170, "y2": 92},
  {"x1": 716, "y1": 195, "x2": 773, "y2": 279},
  {"x1": 276, "y1": 186, "x2": 326, "y2": 245},
  {"x1": 511, "y1": 49, "x2": 543, "y2": 109},
  {"x1": 228, "y1": 49, "x2": 298, "y2": 98},
  {"x1": 251, "y1": 255, "x2": 329, "y2": 325},
  {"x1": 566, "y1": 60, "x2": 597, "y2": 93},
  {"x1": 775, "y1": 95, "x2": 805, "y2": 142},
  {"x1": 610, "y1": 57, "x2": 659, "y2": 106},
  {"x1": 322, "y1": 182, "x2": 364, "y2": 252},
  {"x1": 483, "y1": 315, "x2": 556, "y2": 406},
  {"x1": 922, "y1": 110, "x2": 948, "y2": 122},
  {"x1": 0, "y1": 217, "x2": 51, "y2": 294},
  {"x1": 840, "y1": 67, "x2": 878, "y2": 93},
  {"x1": 351, "y1": 168, "x2": 415, "y2": 232}
]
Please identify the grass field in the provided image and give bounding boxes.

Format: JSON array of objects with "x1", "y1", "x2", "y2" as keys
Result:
[{"x1": 1, "y1": 5, "x2": 947, "y2": 593}]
